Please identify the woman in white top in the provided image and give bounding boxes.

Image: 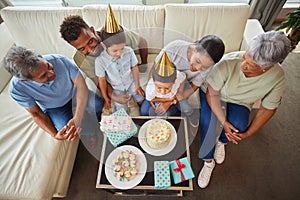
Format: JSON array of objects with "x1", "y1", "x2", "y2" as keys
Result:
[{"x1": 154, "y1": 35, "x2": 225, "y2": 101}]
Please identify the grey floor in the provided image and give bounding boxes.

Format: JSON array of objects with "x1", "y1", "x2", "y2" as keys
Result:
[{"x1": 54, "y1": 52, "x2": 300, "y2": 200}]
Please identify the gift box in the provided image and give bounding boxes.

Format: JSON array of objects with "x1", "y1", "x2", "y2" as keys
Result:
[
  {"x1": 169, "y1": 157, "x2": 195, "y2": 184},
  {"x1": 154, "y1": 161, "x2": 171, "y2": 189},
  {"x1": 100, "y1": 108, "x2": 137, "y2": 147},
  {"x1": 100, "y1": 115, "x2": 132, "y2": 133}
]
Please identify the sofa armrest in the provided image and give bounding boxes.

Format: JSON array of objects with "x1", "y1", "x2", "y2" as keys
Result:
[
  {"x1": 240, "y1": 19, "x2": 265, "y2": 51},
  {"x1": 0, "y1": 96, "x2": 79, "y2": 200},
  {"x1": 0, "y1": 23, "x2": 14, "y2": 94}
]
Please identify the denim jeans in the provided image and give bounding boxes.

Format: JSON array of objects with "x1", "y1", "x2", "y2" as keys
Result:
[
  {"x1": 45, "y1": 90, "x2": 103, "y2": 132},
  {"x1": 140, "y1": 99, "x2": 192, "y2": 117},
  {"x1": 199, "y1": 89, "x2": 250, "y2": 160}
]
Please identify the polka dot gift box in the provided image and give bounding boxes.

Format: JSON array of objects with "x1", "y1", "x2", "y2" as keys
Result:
[
  {"x1": 154, "y1": 161, "x2": 171, "y2": 189},
  {"x1": 100, "y1": 108, "x2": 137, "y2": 147}
]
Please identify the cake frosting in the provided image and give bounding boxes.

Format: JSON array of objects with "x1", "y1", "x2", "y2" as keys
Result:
[
  {"x1": 146, "y1": 119, "x2": 171, "y2": 149},
  {"x1": 112, "y1": 150, "x2": 138, "y2": 182}
]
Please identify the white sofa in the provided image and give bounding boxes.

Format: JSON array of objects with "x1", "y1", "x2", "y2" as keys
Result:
[{"x1": 0, "y1": 3, "x2": 264, "y2": 199}]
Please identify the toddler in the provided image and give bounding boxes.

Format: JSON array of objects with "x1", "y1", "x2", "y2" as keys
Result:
[{"x1": 141, "y1": 52, "x2": 196, "y2": 128}]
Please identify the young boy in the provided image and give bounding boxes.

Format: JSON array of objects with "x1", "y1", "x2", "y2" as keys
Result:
[{"x1": 95, "y1": 4, "x2": 144, "y2": 112}]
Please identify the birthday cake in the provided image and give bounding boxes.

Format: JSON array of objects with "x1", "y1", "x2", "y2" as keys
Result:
[
  {"x1": 146, "y1": 119, "x2": 171, "y2": 149},
  {"x1": 112, "y1": 150, "x2": 138, "y2": 182}
]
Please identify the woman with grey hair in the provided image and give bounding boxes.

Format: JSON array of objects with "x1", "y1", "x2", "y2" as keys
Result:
[{"x1": 197, "y1": 31, "x2": 291, "y2": 189}]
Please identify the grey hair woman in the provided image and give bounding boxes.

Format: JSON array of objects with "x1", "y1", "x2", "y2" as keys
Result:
[
  {"x1": 247, "y1": 30, "x2": 291, "y2": 67},
  {"x1": 197, "y1": 31, "x2": 291, "y2": 189}
]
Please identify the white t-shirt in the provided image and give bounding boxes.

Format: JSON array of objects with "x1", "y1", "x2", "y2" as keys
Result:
[{"x1": 145, "y1": 71, "x2": 186, "y2": 101}]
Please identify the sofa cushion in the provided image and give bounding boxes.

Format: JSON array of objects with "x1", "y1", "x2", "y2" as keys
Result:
[
  {"x1": 67, "y1": 0, "x2": 144, "y2": 6},
  {"x1": 82, "y1": 4, "x2": 165, "y2": 53},
  {"x1": 0, "y1": 95, "x2": 78, "y2": 199},
  {"x1": 164, "y1": 3, "x2": 250, "y2": 53},
  {"x1": 145, "y1": 0, "x2": 185, "y2": 4},
  {"x1": 0, "y1": 7, "x2": 82, "y2": 59}
]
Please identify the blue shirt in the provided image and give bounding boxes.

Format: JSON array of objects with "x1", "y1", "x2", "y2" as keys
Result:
[
  {"x1": 95, "y1": 46, "x2": 138, "y2": 91},
  {"x1": 9, "y1": 54, "x2": 80, "y2": 110}
]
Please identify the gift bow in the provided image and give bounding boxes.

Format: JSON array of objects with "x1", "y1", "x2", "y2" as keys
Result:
[{"x1": 174, "y1": 159, "x2": 186, "y2": 182}]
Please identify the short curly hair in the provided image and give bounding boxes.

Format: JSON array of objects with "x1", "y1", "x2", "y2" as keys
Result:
[{"x1": 60, "y1": 15, "x2": 90, "y2": 43}]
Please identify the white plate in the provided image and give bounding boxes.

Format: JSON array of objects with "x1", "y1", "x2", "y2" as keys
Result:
[
  {"x1": 105, "y1": 145, "x2": 147, "y2": 190},
  {"x1": 138, "y1": 119, "x2": 177, "y2": 156}
]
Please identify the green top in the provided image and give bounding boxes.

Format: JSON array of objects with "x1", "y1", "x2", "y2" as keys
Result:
[
  {"x1": 202, "y1": 51, "x2": 286, "y2": 110},
  {"x1": 73, "y1": 27, "x2": 141, "y2": 85}
]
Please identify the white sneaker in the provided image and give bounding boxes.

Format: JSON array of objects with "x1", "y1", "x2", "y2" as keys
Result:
[
  {"x1": 214, "y1": 141, "x2": 225, "y2": 164},
  {"x1": 198, "y1": 160, "x2": 215, "y2": 188}
]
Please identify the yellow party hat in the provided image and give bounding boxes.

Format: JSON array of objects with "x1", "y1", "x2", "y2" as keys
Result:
[
  {"x1": 104, "y1": 4, "x2": 121, "y2": 33},
  {"x1": 153, "y1": 52, "x2": 177, "y2": 83},
  {"x1": 155, "y1": 52, "x2": 175, "y2": 76}
]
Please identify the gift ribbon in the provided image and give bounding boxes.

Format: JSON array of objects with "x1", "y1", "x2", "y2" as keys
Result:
[{"x1": 174, "y1": 159, "x2": 186, "y2": 182}]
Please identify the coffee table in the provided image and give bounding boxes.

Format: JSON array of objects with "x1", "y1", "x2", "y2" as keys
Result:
[{"x1": 96, "y1": 116, "x2": 193, "y2": 196}]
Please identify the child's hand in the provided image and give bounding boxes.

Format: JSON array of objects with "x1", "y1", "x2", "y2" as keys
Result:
[
  {"x1": 155, "y1": 102, "x2": 173, "y2": 115},
  {"x1": 104, "y1": 100, "x2": 111, "y2": 110},
  {"x1": 125, "y1": 92, "x2": 131, "y2": 99},
  {"x1": 150, "y1": 101, "x2": 156, "y2": 110},
  {"x1": 136, "y1": 86, "x2": 145, "y2": 97},
  {"x1": 175, "y1": 93, "x2": 183, "y2": 102}
]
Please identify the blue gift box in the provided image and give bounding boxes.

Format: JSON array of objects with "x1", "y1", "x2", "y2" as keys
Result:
[
  {"x1": 169, "y1": 157, "x2": 195, "y2": 184},
  {"x1": 154, "y1": 161, "x2": 171, "y2": 189},
  {"x1": 100, "y1": 108, "x2": 137, "y2": 147}
]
